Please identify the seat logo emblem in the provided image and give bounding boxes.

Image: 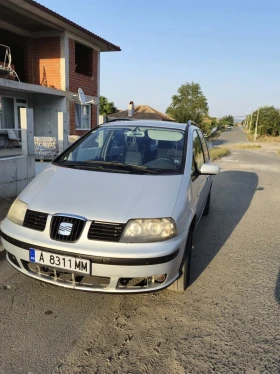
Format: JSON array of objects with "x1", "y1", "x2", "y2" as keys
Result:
[{"x1": 58, "y1": 222, "x2": 73, "y2": 236}]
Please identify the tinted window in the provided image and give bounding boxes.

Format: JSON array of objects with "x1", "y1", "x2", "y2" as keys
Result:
[
  {"x1": 198, "y1": 130, "x2": 209, "y2": 162},
  {"x1": 54, "y1": 125, "x2": 186, "y2": 175},
  {"x1": 192, "y1": 130, "x2": 205, "y2": 176}
]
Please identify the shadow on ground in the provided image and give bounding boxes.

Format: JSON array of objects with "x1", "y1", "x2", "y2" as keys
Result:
[
  {"x1": 212, "y1": 138, "x2": 231, "y2": 146},
  {"x1": 190, "y1": 170, "x2": 259, "y2": 286}
]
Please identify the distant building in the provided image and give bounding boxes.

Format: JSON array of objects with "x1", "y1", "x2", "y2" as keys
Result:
[{"x1": 108, "y1": 102, "x2": 174, "y2": 122}]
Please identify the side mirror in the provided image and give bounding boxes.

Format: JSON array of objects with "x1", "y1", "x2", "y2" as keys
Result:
[{"x1": 200, "y1": 163, "x2": 220, "y2": 175}]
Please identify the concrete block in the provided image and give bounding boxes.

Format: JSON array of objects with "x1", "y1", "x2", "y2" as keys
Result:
[
  {"x1": 16, "y1": 179, "x2": 28, "y2": 195},
  {"x1": 16, "y1": 156, "x2": 28, "y2": 181},
  {"x1": 0, "y1": 181, "x2": 17, "y2": 198},
  {"x1": 0, "y1": 159, "x2": 17, "y2": 184},
  {"x1": 27, "y1": 157, "x2": 35, "y2": 179}
]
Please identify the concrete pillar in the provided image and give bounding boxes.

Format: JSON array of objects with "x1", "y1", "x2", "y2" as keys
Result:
[
  {"x1": 20, "y1": 108, "x2": 34, "y2": 156},
  {"x1": 99, "y1": 115, "x2": 106, "y2": 125},
  {"x1": 58, "y1": 112, "x2": 69, "y2": 154}
]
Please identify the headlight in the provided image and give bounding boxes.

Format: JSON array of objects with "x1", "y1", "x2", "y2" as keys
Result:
[
  {"x1": 7, "y1": 199, "x2": 28, "y2": 226},
  {"x1": 121, "y1": 218, "x2": 177, "y2": 243}
]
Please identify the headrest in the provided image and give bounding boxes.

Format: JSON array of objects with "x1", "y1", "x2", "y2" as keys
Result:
[{"x1": 126, "y1": 141, "x2": 139, "y2": 152}]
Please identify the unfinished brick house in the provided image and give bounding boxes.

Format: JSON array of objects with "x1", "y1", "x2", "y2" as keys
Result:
[{"x1": 0, "y1": 0, "x2": 120, "y2": 141}]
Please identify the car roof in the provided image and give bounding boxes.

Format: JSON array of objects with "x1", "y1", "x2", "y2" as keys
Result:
[{"x1": 101, "y1": 120, "x2": 190, "y2": 131}]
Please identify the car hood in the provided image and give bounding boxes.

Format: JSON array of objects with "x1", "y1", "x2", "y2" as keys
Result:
[{"x1": 19, "y1": 164, "x2": 183, "y2": 222}]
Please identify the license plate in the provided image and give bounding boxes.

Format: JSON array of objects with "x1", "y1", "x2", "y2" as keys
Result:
[{"x1": 29, "y1": 249, "x2": 90, "y2": 274}]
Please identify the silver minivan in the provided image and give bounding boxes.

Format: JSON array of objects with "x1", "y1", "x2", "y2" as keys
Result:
[{"x1": 0, "y1": 120, "x2": 219, "y2": 293}]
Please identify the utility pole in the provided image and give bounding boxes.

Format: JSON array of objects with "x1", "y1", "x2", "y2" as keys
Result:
[
  {"x1": 254, "y1": 109, "x2": 260, "y2": 141},
  {"x1": 249, "y1": 113, "x2": 253, "y2": 133}
]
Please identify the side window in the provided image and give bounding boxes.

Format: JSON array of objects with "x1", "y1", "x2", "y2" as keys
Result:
[
  {"x1": 198, "y1": 130, "x2": 210, "y2": 162},
  {"x1": 192, "y1": 130, "x2": 205, "y2": 179}
]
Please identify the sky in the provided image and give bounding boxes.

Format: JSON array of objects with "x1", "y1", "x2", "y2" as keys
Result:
[{"x1": 39, "y1": 0, "x2": 280, "y2": 118}]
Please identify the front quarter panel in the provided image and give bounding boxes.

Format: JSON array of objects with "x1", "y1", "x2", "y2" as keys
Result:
[{"x1": 172, "y1": 127, "x2": 196, "y2": 234}]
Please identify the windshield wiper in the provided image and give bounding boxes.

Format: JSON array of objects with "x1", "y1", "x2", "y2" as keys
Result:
[
  {"x1": 54, "y1": 160, "x2": 154, "y2": 174},
  {"x1": 56, "y1": 160, "x2": 159, "y2": 174},
  {"x1": 57, "y1": 161, "x2": 106, "y2": 170},
  {"x1": 83, "y1": 161, "x2": 160, "y2": 174}
]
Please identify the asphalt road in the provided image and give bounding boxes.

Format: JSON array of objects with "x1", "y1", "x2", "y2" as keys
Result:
[
  {"x1": 0, "y1": 133, "x2": 279, "y2": 374},
  {"x1": 214, "y1": 126, "x2": 248, "y2": 146}
]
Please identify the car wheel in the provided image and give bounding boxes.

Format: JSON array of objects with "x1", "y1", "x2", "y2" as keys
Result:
[
  {"x1": 168, "y1": 229, "x2": 193, "y2": 292},
  {"x1": 203, "y1": 190, "x2": 211, "y2": 216}
]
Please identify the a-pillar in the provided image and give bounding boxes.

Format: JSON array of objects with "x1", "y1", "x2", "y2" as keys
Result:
[{"x1": 58, "y1": 112, "x2": 69, "y2": 154}]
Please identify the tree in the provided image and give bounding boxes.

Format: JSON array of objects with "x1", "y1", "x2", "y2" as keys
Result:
[
  {"x1": 199, "y1": 116, "x2": 218, "y2": 136},
  {"x1": 99, "y1": 96, "x2": 117, "y2": 116},
  {"x1": 219, "y1": 115, "x2": 234, "y2": 128},
  {"x1": 250, "y1": 106, "x2": 280, "y2": 137},
  {"x1": 166, "y1": 82, "x2": 209, "y2": 126}
]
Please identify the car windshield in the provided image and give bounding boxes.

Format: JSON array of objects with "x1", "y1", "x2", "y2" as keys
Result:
[{"x1": 53, "y1": 125, "x2": 186, "y2": 175}]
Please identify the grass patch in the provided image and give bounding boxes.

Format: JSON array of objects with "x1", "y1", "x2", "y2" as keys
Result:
[
  {"x1": 234, "y1": 144, "x2": 262, "y2": 149},
  {"x1": 277, "y1": 150, "x2": 280, "y2": 155},
  {"x1": 245, "y1": 131, "x2": 280, "y2": 143},
  {"x1": 209, "y1": 147, "x2": 230, "y2": 161}
]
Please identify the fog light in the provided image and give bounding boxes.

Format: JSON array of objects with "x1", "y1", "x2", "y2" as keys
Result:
[{"x1": 154, "y1": 274, "x2": 166, "y2": 283}]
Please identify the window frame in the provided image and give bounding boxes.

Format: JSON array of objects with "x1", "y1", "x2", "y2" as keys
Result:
[
  {"x1": 197, "y1": 130, "x2": 210, "y2": 162},
  {"x1": 75, "y1": 104, "x2": 91, "y2": 130},
  {"x1": 191, "y1": 130, "x2": 205, "y2": 181}
]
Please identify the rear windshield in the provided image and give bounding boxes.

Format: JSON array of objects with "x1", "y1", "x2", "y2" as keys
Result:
[{"x1": 54, "y1": 125, "x2": 186, "y2": 175}]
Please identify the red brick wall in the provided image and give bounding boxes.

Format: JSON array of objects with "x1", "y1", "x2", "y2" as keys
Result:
[
  {"x1": 68, "y1": 38, "x2": 98, "y2": 134},
  {"x1": 69, "y1": 101, "x2": 98, "y2": 136},
  {"x1": 68, "y1": 38, "x2": 98, "y2": 96},
  {"x1": 24, "y1": 37, "x2": 61, "y2": 89}
]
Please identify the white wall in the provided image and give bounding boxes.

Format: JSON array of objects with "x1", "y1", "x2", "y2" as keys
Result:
[{"x1": 33, "y1": 95, "x2": 67, "y2": 137}]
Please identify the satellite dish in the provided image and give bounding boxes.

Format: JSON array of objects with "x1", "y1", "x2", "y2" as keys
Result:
[
  {"x1": 78, "y1": 87, "x2": 86, "y2": 105},
  {"x1": 76, "y1": 87, "x2": 97, "y2": 105}
]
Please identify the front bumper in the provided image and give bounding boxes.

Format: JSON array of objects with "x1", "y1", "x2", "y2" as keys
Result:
[{"x1": 0, "y1": 219, "x2": 188, "y2": 293}]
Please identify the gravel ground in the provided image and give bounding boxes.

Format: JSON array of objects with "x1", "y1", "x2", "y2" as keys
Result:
[{"x1": 0, "y1": 131, "x2": 279, "y2": 374}]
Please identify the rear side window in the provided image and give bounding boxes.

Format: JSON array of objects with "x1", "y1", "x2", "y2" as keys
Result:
[
  {"x1": 198, "y1": 130, "x2": 209, "y2": 162},
  {"x1": 192, "y1": 130, "x2": 205, "y2": 178}
]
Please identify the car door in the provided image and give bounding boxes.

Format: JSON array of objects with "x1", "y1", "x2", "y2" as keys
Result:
[{"x1": 191, "y1": 130, "x2": 208, "y2": 220}]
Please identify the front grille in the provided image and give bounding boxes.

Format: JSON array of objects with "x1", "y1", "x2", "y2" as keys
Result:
[
  {"x1": 23, "y1": 210, "x2": 48, "y2": 231},
  {"x1": 88, "y1": 221, "x2": 125, "y2": 242},
  {"x1": 50, "y1": 215, "x2": 86, "y2": 242}
]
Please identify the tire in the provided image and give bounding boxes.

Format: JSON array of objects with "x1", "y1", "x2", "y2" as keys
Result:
[
  {"x1": 168, "y1": 229, "x2": 193, "y2": 292},
  {"x1": 203, "y1": 190, "x2": 211, "y2": 216}
]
